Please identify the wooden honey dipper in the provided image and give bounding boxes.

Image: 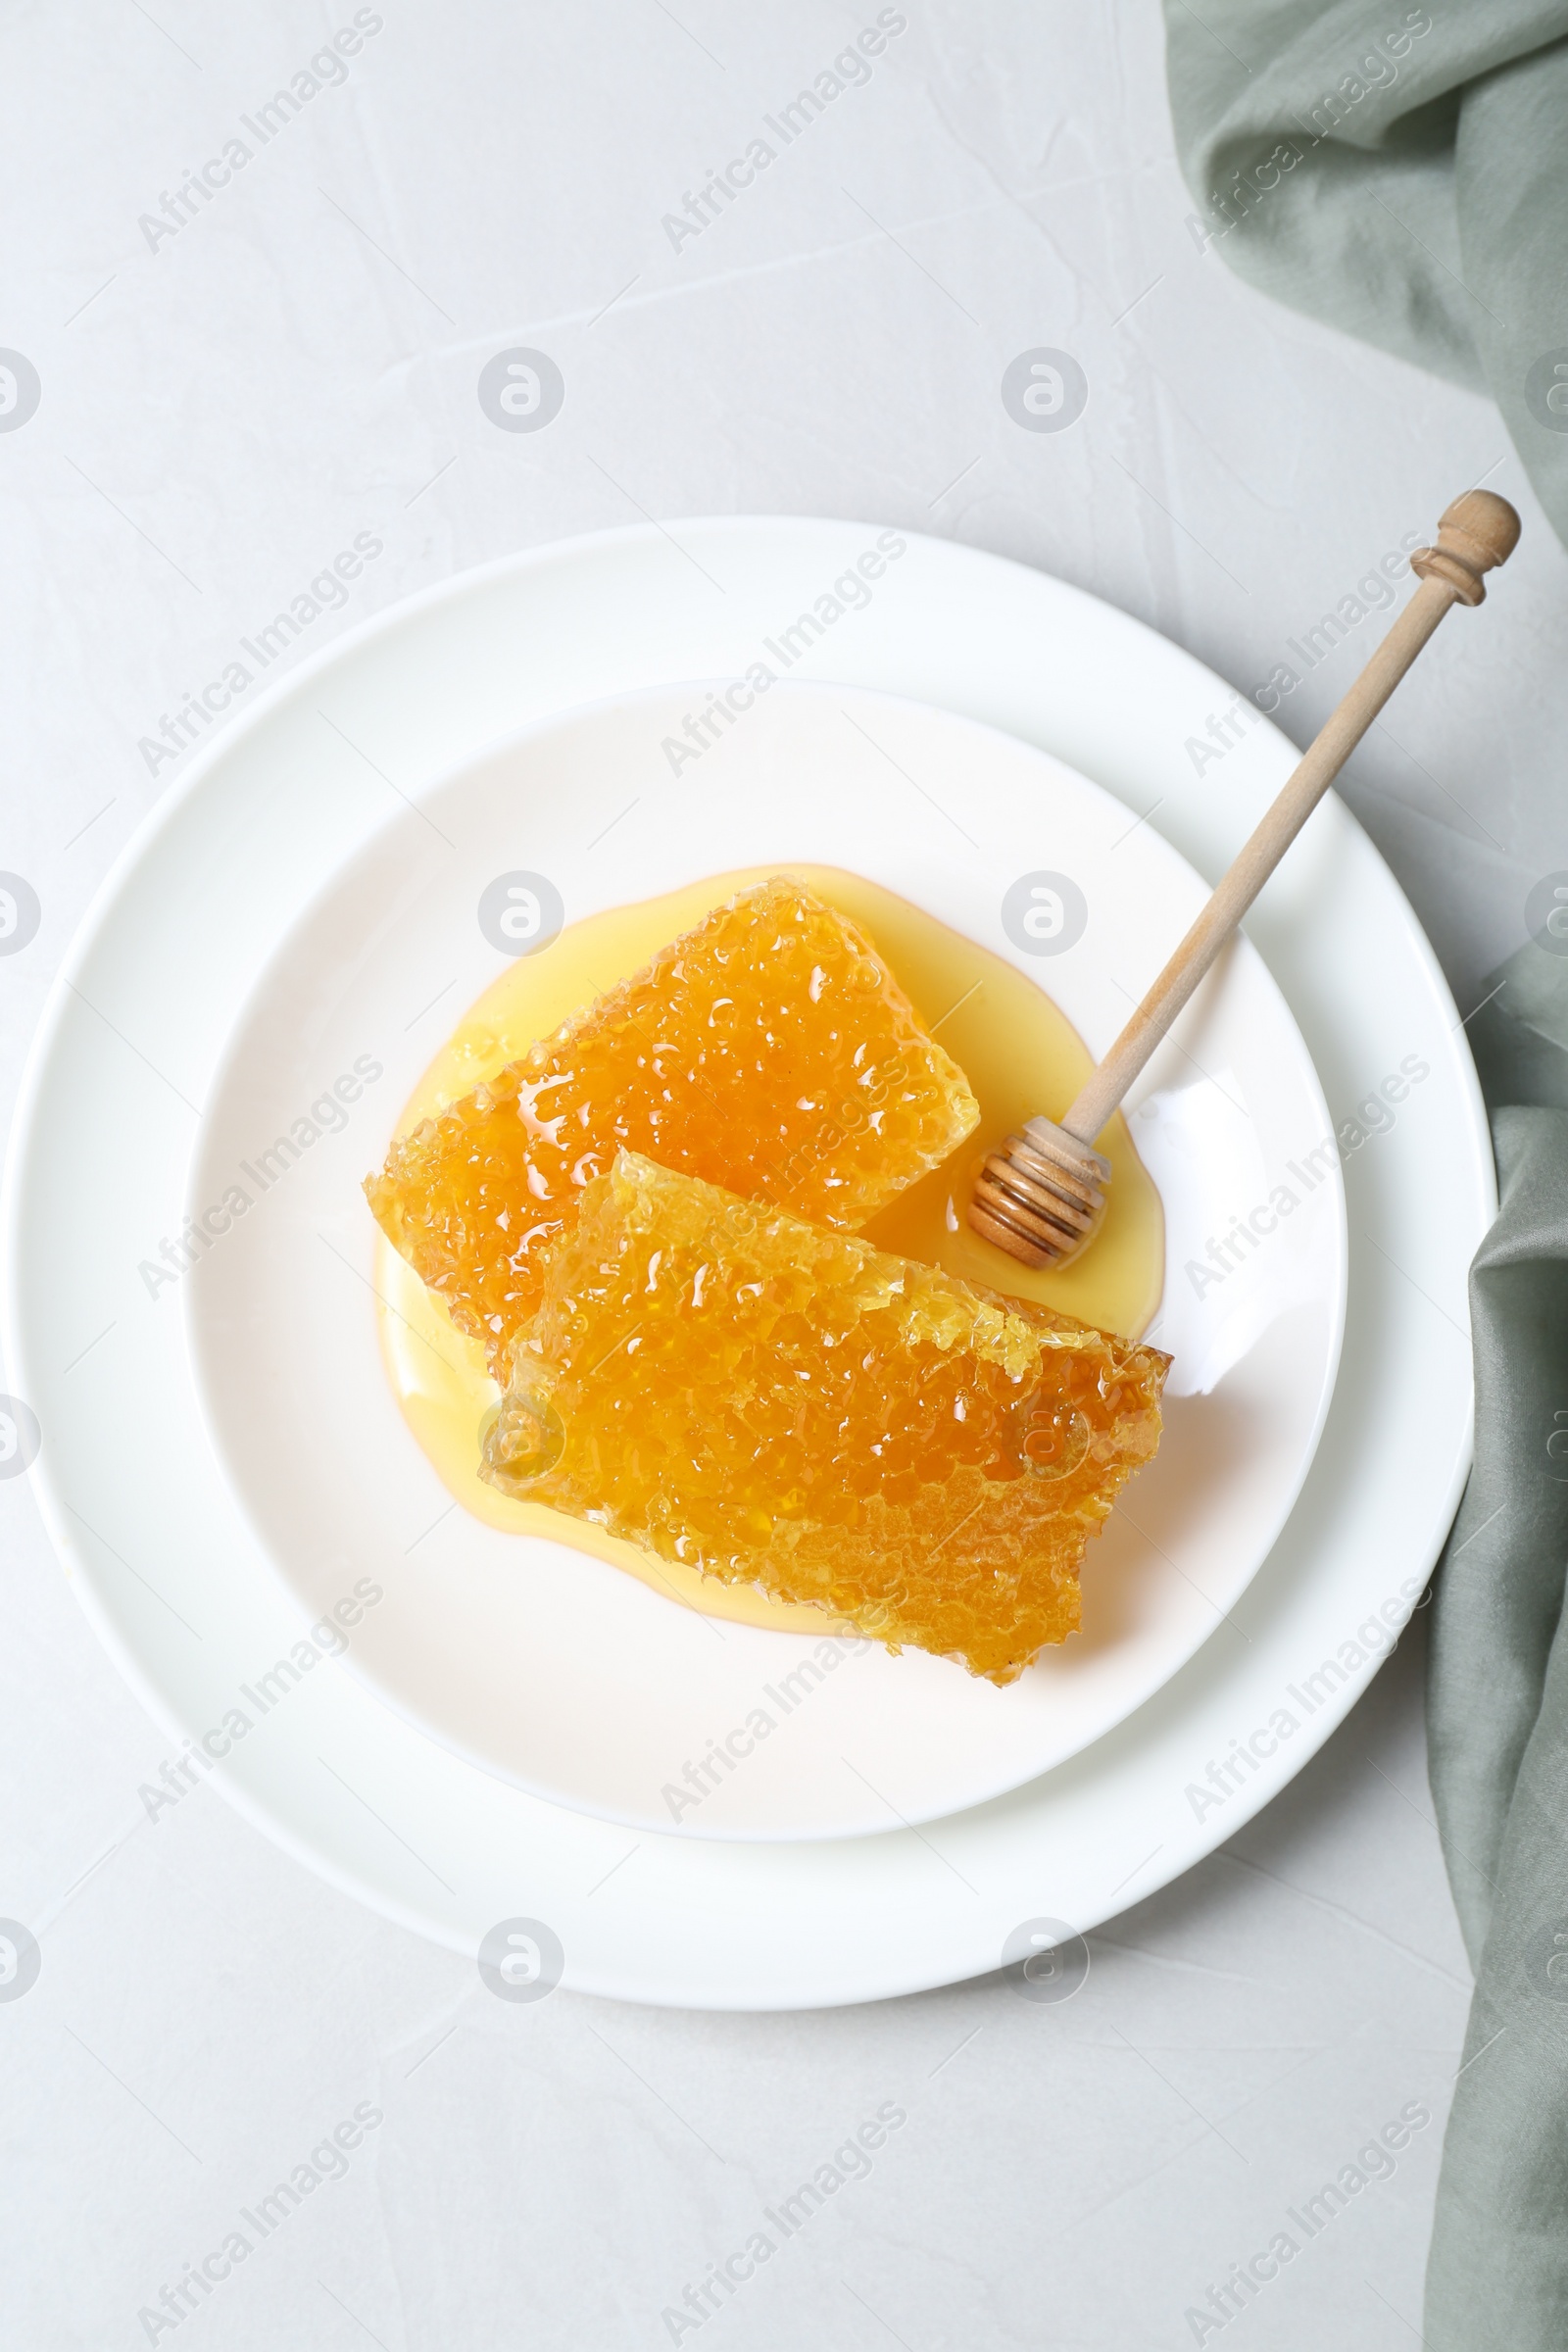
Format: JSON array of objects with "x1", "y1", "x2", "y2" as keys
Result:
[{"x1": 969, "y1": 488, "x2": 1521, "y2": 1270}]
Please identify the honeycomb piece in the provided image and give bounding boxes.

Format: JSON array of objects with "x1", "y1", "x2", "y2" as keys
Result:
[
  {"x1": 366, "y1": 878, "x2": 978, "y2": 1370},
  {"x1": 481, "y1": 1153, "x2": 1169, "y2": 1685}
]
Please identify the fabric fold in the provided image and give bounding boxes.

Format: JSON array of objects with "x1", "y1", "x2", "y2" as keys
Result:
[
  {"x1": 1163, "y1": 0, "x2": 1568, "y2": 549},
  {"x1": 1422, "y1": 954, "x2": 1568, "y2": 2347}
]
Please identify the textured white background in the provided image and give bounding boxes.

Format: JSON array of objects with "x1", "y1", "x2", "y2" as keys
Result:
[{"x1": 4, "y1": 3, "x2": 1564, "y2": 2348}]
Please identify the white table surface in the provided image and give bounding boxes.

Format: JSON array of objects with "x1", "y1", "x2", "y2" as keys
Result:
[{"x1": 4, "y1": 5, "x2": 1562, "y2": 2346}]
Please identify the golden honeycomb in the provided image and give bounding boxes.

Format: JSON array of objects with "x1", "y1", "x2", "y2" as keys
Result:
[
  {"x1": 366, "y1": 878, "x2": 978, "y2": 1370},
  {"x1": 480, "y1": 1152, "x2": 1169, "y2": 1684}
]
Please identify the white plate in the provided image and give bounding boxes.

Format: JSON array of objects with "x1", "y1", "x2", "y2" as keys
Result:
[
  {"x1": 3, "y1": 518, "x2": 1491, "y2": 2005},
  {"x1": 181, "y1": 681, "x2": 1345, "y2": 1840}
]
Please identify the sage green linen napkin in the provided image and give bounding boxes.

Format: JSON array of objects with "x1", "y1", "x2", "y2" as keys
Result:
[
  {"x1": 1163, "y1": 0, "x2": 1568, "y2": 549},
  {"x1": 1423, "y1": 948, "x2": 1568, "y2": 2346}
]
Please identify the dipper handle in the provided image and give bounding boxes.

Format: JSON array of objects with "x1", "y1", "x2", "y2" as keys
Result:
[{"x1": 1059, "y1": 490, "x2": 1520, "y2": 1148}]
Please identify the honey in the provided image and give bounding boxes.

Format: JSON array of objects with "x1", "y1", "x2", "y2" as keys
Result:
[
  {"x1": 374, "y1": 866, "x2": 1166, "y2": 1640},
  {"x1": 367, "y1": 877, "x2": 978, "y2": 1373},
  {"x1": 481, "y1": 1153, "x2": 1169, "y2": 1683}
]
